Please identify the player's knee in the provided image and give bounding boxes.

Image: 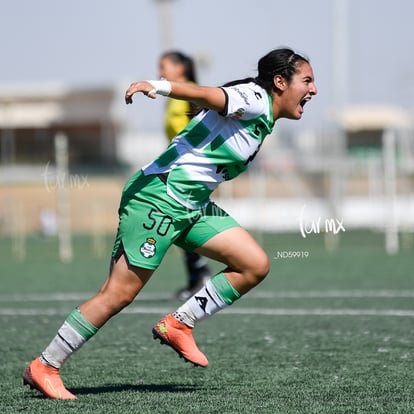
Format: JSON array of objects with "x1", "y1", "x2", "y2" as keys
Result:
[
  {"x1": 255, "y1": 252, "x2": 270, "y2": 280},
  {"x1": 246, "y1": 251, "x2": 270, "y2": 285},
  {"x1": 116, "y1": 292, "x2": 136, "y2": 309},
  {"x1": 98, "y1": 289, "x2": 136, "y2": 316}
]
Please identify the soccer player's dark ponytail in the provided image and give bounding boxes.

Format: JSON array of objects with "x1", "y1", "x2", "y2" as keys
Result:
[{"x1": 222, "y1": 48, "x2": 309, "y2": 92}]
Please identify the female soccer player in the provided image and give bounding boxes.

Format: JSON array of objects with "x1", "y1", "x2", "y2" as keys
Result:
[
  {"x1": 158, "y1": 50, "x2": 213, "y2": 300},
  {"x1": 23, "y1": 47, "x2": 317, "y2": 400}
]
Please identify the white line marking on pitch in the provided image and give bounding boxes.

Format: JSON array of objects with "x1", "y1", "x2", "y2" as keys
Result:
[
  {"x1": 1, "y1": 307, "x2": 414, "y2": 317},
  {"x1": 1, "y1": 289, "x2": 414, "y2": 303},
  {"x1": 248, "y1": 290, "x2": 414, "y2": 298}
]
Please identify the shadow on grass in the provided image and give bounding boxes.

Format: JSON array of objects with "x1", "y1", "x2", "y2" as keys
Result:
[{"x1": 70, "y1": 383, "x2": 202, "y2": 396}]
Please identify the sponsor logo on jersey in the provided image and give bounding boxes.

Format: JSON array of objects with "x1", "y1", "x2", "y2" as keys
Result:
[{"x1": 233, "y1": 87, "x2": 250, "y2": 106}]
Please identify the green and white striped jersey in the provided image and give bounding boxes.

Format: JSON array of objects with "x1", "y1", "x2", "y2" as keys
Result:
[{"x1": 142, "y1": 82, "x2": 275, "y2": 209}]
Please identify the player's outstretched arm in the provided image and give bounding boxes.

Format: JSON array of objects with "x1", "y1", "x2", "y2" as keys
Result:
[{"x1": 125, "y1": 81, "x2": 226, "y2": 113}]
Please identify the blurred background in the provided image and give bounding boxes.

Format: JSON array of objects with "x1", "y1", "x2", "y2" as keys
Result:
[{"x1": 1, "y1": 0, "x2": 414, "y2": 261}]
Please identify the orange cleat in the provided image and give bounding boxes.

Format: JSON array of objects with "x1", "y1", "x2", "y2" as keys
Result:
[
  {"x1": 152, "y1": 314, "x2": 208, "y2": 367},
  {"x1": 23, "y1": 358, "x2": 77, "y2": 400}
]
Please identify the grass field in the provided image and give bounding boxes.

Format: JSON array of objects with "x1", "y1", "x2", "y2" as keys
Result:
[{"x1": 1, "y1": 230, "x2": 413, "y2": 413}]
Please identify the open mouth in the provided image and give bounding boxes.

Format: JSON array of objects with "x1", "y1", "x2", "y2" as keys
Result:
[
  {"x1": 299, "y1": 97, "x2": 311, "y2": 113},
  {"x1": 300, "y1": 97, "x2": 310, "y2": 109}
]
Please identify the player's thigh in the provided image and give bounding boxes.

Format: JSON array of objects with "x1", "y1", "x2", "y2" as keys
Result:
[
  {"x1": 174, "y1": 201, "x2": 269, "y2": 275},
  {"x1": 105, "y1": 253, "x2": 154, "y2": 297},
  {"x1": 196, "y1": 226, "x2": 269, "y2": 276}
]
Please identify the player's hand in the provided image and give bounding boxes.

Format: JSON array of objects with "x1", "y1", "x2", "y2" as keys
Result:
[{"x1": 125, "y1": 81, "x2": 157, "y2": 104}]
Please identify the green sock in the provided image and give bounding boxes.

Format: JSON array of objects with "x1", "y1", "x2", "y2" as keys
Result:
[
  {"x1": 66, "y1": 307, "x2": 98, "y2": 340},
  {"x1": 210, "y1": 272, "x2": 241, "y2": 305}
]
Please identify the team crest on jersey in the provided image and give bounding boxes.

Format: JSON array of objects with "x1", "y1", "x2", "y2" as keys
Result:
[{"x1": 140, "y1": 237, "x2": 157, "y2": 258}]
